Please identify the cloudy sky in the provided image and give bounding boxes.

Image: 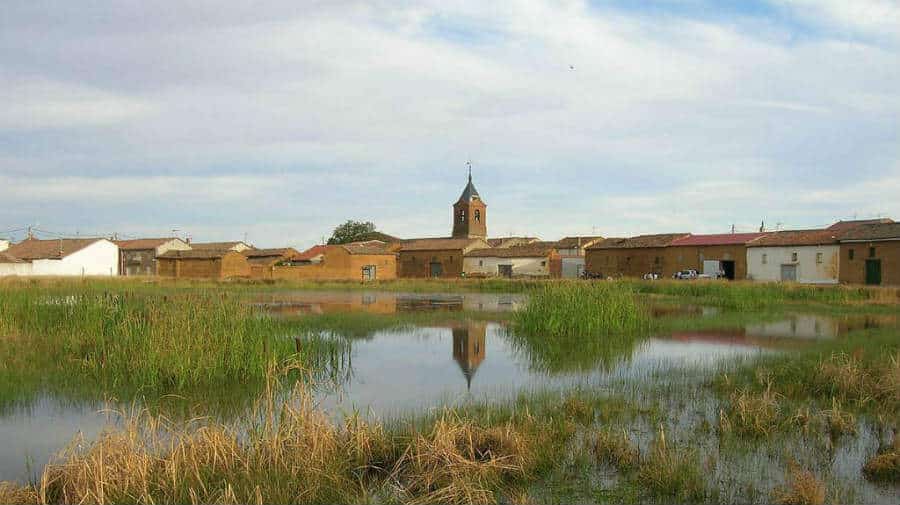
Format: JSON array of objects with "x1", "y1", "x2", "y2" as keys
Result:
[{"x1": 2, "y1": 0, "x2": 898, "y2": 247}]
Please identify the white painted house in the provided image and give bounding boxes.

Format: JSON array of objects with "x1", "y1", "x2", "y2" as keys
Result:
[
  {"x1": 464, "y1": 244, "x2": 557, "y2": 278},
  {"x1": 0, "y1": 239, "x2": 9, "y2": 252},
  {"x1": 1, "y1": 238, "x2": 119, "y2": 276},
  {"x1": 554, "y1": 236, "x2": 605, "y2": 278},
  {"x1": 746, "y1": 229, "x2": 841, "y2": 284}
]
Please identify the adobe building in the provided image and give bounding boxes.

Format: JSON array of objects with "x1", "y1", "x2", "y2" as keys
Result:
[
  {"x1": 157, "y1": 249, "x2": 251, "y2": 279},
  {"x1": 398, "y1": 170, "x2": 492, "y2": 278},
  {"x1": 271, "y1": 242, "x2": 397, "y2": 281},
  {"x1": 667, "y1": 232, "x2": 768, "y2": 280},
  {"x1": 553, "y1": 236, "x2": 605, "y2": 278},
  {"x1": 839, "y1": 222, "x2": 900, "y2": 285},
  {"x1": 244, "y1": 248, "x2": 301, "y2": 279},
  {"x1": 585, "y1": 234, "x2": 689, "y2": 278},
  {"x1": 115, "y1": 237, "x2": 191, "y2": 276}
]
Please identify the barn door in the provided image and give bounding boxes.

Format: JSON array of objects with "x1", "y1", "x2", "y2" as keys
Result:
[
  {"x1": 429, "y1": 262, "x2": 443, "y2": 278},
  {"x1": 498, "y1": 264, "x2": 513, "y2": 278},
  {"x1": 865, "y1": 259, "x2": 881, "y2": 285}
]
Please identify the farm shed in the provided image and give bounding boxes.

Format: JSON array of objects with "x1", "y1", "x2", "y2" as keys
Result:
[
  {"x1": 746, "y1": 229, "x2": 842, "y2": 283},
  {"x1": 3, "y1": 238, "x2": 119, "y2": 276},
  {"x1": 464, "y1": 243, "x2": 559, "y2": 278},
  {"x1": 157, "y1": 250, "x2": 251, "y2": 279},
  {"x1": 398, "y1": 238, "x2": 489, "y2": 278},
  {"x1": 839, "y1": 222, "x2": 900, "y2": 286},
  {"x1": 585, "y1": 234, "x2": 689, "y2": 279},
  {"x1": 271, "y1": 243, "x2": 397, "y2": 281},
  {"x1": 244, "y1": 248, "x2": 301, "y2": 279},
  {"x1": 115, "y1": 237, "x2": 191, "y2": 276},
  {"x1": 668, "y1": 233, "x2": 768, "y2": 280}
]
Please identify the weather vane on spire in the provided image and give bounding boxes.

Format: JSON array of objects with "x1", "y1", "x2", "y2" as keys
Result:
[{"x1": 466, "y1": 160, "x2": 472, "y2": 182}]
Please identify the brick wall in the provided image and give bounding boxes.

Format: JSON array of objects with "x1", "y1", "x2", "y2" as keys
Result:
[
  {"x1": 271, "y1": 246, "x2": 397, "y2": 281},
  {"x1": 398, "y1": 249, "x2": 465, "y2": 278},
  {"x1": 839, "y1": 241, "x2": 900, "y2": 285}
]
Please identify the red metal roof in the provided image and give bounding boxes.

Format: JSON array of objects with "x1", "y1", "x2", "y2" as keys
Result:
[{"x1": 670, "y1": 233, "x2": 768, "y2": 247}]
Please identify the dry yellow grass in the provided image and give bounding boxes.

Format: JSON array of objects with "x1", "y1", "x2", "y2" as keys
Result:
[
  {"x1": 720, "y1": 386, "x2": 781, "y2": 437},
  {"x1": 772, "y1": 465, "x2": 826, "y2": 505},
  {"x1": 389, "y1": 412, "x2": 535, "y2": 505},
  {"x1": 0, "y1": 481, "x2": 38, "y2": 505},
  {"x1": 863, "y1": 435, "x2": 900, "y2": 483},
  {"x1": 594, "y1": 428, "x2": 639, "y2": 471}
]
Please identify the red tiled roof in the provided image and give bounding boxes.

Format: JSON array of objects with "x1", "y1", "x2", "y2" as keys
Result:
[
  {"x1": 747, "y1": 229, "x2": 839, "y2": 247},
  {"x1": 839, "y1": 222, "x2": 900, "y2": 242},
  {"x1": 827, "y1": 218, "x2": 893, "y2": 232},
  {"x1": 670, "y1": 233, "x2": 768, "y2": 247},
  {"x1": 591, "y1": 233, "x2": 689, "y2": 249},
  {"x1": 466, "y1": 243, "x2": 556, "y2": 258},
  {"x1": 0, "y1": 251, "x2": 24, "y2": 264},
  {"x1": 190, "y1": 241, "x2": 253, "y2": 251},
  {"x1": 114, "y1": 237, "x2": 182, "y2": 250},
  {"x1": 554, "y1": 236, "x2": 604, "y2": 249},
  {"x1": 295, "y1": 245, "x2": 327, "y2": 261},
  {"x1": 158, "y1": 250, "x2": 238, "y2": 259},
  {"x1": 399, "y1": 238, "x2": 488, "y2": 252},
  {"x1": 243, "y1": 248, "x2": 300, "y2": 258},
  {"x1": 6, "y1": 238, "x2": 108, "y2": 260}
]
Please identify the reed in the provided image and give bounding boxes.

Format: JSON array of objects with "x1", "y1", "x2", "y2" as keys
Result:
[{"x1": 0, "y1": 284, "x2": 348, "y2": 407}]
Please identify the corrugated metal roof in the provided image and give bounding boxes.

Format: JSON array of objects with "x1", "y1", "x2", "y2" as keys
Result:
[{"x1": 670, "y1": 233, "x2": 768, "y2": 247}]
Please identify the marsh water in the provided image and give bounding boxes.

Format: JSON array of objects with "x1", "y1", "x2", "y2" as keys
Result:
[{"x1": 0, "y1": 290, "x2": 897, "y2": 498}]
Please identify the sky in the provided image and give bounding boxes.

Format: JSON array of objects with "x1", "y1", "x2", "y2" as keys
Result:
[{"x1": 1, "y1": 0, "x2": 898, "y2": 248}]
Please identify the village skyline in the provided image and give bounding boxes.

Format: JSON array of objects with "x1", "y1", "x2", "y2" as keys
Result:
[{"x1": 2, "y1": 1, "x2": 899, "y2": 248}]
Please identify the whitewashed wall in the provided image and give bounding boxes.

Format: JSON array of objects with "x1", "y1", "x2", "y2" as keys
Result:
[
  {"x1": 0, "y1": 262, "x2": 33, "y2": 276},
  {"x1": 746, "y1": 245, "x2": 839, "y2": 284},
  {"x1": 31, "y1": 240, "x2": 120, "y2": 276},
  {"x1": 0, "y1": 240, "x2": 9, "y2": 252},
  {"x1": 464, "y1": 256, "x2": 550, "y2": 277}
]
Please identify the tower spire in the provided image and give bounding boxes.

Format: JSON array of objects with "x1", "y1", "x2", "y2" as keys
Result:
[{"x1": 467, "y1": 160, "x2": 472, "y2": 182}]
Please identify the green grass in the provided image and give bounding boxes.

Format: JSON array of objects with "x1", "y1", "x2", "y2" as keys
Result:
[{"x1": 0, "y1": 284, "x2": 349, "y2": 411}]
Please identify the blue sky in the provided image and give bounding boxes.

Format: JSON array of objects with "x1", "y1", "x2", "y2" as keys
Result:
[{"x1": 1, "y1": 0, "x2": 898, "y2": 247}]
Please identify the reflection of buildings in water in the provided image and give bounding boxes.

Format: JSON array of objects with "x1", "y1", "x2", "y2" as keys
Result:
[{"x1": 452, "y1": 321, "x2": 487, "y2": 391}]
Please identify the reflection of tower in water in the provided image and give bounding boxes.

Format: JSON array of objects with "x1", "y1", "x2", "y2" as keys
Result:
[{"x1": 452, "y1": 321, "x2": 487, "y2": 391}]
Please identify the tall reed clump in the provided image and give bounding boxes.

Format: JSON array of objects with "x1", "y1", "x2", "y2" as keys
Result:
[
  {"x1": 0, "y1": 285, "x2": 346, "y2": 400},
  {"x1": 7, "y1": 367, "x2": 554, "y2": 505},
  {"x1": 516, "y1": 283, "x2": 649, "y2": 338},
  {"x1": 863, "y1": 434, "x2": 900, "y2": 482},
  {"x1": 509, "y1": 283, "x2": 649, "y2": 372},
  {"x1": 772, "y1": 465, "x2": 826, "y2": 505}
]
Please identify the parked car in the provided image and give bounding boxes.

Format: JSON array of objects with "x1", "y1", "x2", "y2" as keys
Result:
[
  {"x1": 642, "y1": 273, "x2": 660, "y2": 280},
  {"x1": 673, "y1": 269, "x2": 699, "y2": 280}
]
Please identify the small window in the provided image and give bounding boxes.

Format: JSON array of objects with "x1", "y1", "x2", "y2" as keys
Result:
[
  {"x1": 762, "y1": 253, "x2": 767, "y2": 265},
  {"x1": 869, "y1": 247, "x2": 876, "y2": 258},
  {"x1": 478, "y1": 260, "x2": 483, "y2": 267},
  {"x1": 848, "y1": 249, "x2": 855, "y2": 260},
  {"x1": 458, "y1": 210, "x2": 466, "y2": 223},
  {"x1": 474, "y1": 209, "x2": 480, "y2": 223},
  {"x1": 791, "y1": 252, "x2": 798, "y2": 262},
  {"x1": 816, "y1": 252, "x2": 823, "y2": 264},
  {"x1": 541, "y1": 261, "x2": 547, "y2": 267}
]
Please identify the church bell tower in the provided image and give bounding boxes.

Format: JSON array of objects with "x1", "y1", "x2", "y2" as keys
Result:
[{"x1": 452, "y1": 163, "x2": 487, "y2": 239}]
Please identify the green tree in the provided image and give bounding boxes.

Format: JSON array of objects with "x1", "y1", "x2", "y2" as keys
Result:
[{"x1": 327, "y1": 220, "x2": 377, "y2": 244}]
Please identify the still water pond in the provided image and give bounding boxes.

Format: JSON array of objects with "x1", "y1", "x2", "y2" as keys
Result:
[{"x1": 0, "y1": 290, "x2": 893, "y2": 484}]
